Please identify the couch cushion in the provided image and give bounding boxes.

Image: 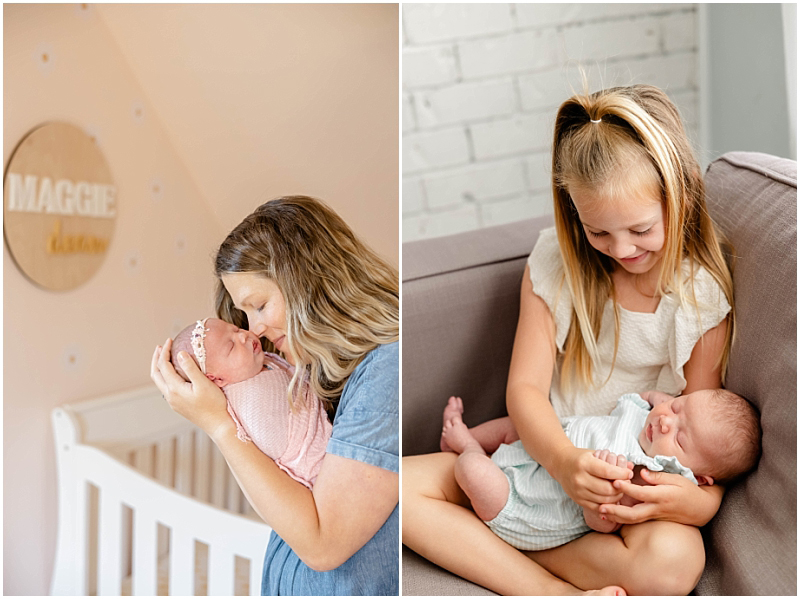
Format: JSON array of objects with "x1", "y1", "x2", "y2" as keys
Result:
[
  {"x1": 402, "y1": 216, "x2": 553, "y2": 456},
  {"x1": 402, "y1": 546, "x2": 497, "y2": 596},
  {"x1": 698, "y1": 151, "x2": 797, "y2": 595}
]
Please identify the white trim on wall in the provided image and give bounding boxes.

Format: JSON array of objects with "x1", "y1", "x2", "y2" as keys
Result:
[
  {"x1": 781, "y1": 3, "x2": 796, "y2": 159},
  {"x1": 697, "y1": 3, "x2": 712, "y2": 170}
]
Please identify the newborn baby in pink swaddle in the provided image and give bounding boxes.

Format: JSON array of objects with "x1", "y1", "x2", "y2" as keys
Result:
[{"x1": 171, "y1": 318, "x2": 331, "y2": 489}]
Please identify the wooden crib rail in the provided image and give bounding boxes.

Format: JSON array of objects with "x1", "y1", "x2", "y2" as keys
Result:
[
  {"x1": 53, "y1": 385, "x2": 192, "y2": 456},
  {"x1": 51, "y1": 391, "x2": 272, "y2": 596}
]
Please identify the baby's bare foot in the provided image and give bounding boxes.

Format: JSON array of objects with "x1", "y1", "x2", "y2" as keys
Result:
[
  {"x1": 440, "y1": 396, "x2": 464, "y2": 452},
  {"x1": 442, "y1": 412, "x2": 481, "y2": 455}
]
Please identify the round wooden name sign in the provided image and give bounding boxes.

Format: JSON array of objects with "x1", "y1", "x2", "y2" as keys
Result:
[{"x1": 4, "y1": 122, "x2": 117, "y2": 291}]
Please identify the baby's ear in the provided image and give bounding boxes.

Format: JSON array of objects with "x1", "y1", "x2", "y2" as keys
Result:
[
  {"x1": 696, "y1": 475, "x2": 714, "y2": 486},
  {"x1": 205, "y1": 373, "x2": 226, "y2": 388}
]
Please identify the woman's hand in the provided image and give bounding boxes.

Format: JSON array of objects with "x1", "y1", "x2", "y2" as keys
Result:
[
  {"x1": 552, "y1": 446, "x2": 634, "y2": 510},
  {"x1": 598, "y1": 468, "x2": 724, "y2": 526},
  {"x1": 150, "y1": 338, "x2": 231, "y2": 439}
]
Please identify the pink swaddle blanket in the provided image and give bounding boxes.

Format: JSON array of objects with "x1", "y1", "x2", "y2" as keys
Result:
[{"x1": 223, "y1": 352, "x2": 331, "y2": 489}]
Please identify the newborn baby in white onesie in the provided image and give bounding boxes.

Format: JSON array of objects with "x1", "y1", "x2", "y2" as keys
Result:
[{"x1": 440, "y1": 388, "x2": 761, "y2": 550}]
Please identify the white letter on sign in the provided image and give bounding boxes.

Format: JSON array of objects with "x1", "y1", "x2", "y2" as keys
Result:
[
  {"x1": 75, "y1": 182, "x2": 93, "y2": 216},
  {"x1": 7, "y1": 173, "x2": 38, "y2": 211},
  {"x1": 101, "y1": 185, "x2": 117, "y2": 218},
  {"x1": 37, "y1": 177, "x2": 56, "y2": 213},
  {"x1": 54, "y1": 179, "x2": 75, "y2": 215}
]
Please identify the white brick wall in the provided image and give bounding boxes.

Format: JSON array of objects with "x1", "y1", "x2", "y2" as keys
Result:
[
  {"x1": 403, "y1": 3, "x2": 700, "y2": 242},
  {"x1": 403, "y1": 4, "x2": 514, "y2": 44},
  {"x1": 403, "y1": 126, "x2": 470, "y2": 173},
  {"x1": 413, "y1": 78, "x2": 517, "y2": 128}
]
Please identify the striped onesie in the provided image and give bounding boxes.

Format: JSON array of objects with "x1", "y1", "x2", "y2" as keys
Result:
[{"x1": 486, "y1": 393, "x2": 697, "y2": 551}]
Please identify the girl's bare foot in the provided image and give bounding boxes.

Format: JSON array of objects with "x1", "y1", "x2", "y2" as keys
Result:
[
  {"x1": 440, "y1": 396, "x2": 464, "y2": 452},
  {"x1": 584, "y1": 587, "x2": 626, "y2": 596}
]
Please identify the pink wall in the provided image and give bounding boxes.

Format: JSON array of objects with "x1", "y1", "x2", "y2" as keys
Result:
[
  {"x1": 3, "y1": 4, "x2": 398, "y2": 594},
  {"x1": 96, "y1": 3, "x2": 400, "y2": 263}
]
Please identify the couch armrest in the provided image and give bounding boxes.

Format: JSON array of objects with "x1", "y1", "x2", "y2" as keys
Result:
[{"x1": 697, "y1": 152, "x2": 797, "y2": 595}]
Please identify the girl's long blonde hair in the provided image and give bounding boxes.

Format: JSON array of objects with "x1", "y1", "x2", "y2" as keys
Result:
[
  {"x1": 552, "y1": 84, "x2": 734, "y2": 392},
  {"x1": 214, "y1": 196, "x2": 398, "y2": 409}
]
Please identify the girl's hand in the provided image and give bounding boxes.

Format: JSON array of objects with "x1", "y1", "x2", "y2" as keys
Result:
[
  {"x1": 553, "y1": 446, "x2": 634, "y2": 510},
  {"x1": 598, "y1": 468, "x2": 724, "y2": 526},
  {"x1": 150, "y1": 338, "x2": 231, "y2": 439},
  {"x1": 593, "y1": 449, "x2": 634, "y2": 474}
]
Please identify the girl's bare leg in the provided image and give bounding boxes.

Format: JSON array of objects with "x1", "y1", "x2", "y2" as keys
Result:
[
  {"x1": 402, "y1": 452, "x2": 625, "y2": 596},
  {"x1": 527, "y1": 521, "x2": 705, "y2": 595}
]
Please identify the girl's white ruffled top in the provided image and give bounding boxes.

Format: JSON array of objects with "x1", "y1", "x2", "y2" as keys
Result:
[{"x1": 528, "y1": 227, "x2": 731, "y2": 419}]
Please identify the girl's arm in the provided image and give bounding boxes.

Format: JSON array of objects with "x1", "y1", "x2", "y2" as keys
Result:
[
  {"x1": 506, "y1": 267, "x2": 632, "y2": 510},
  {"x1": 152, "y1": 340, "x2": 398, "y2": 571},
  {"x1": 682, "y1": 317, "x2": 729, "y2": 394},
  {"x1": 599, "y1": 318, "x2": 729, "y2": 526}
]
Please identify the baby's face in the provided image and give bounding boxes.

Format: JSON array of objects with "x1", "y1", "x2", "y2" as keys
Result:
[
  {"x1": 203, "y1": 318, "x2": 265, "y2": 387},
  {"x1": 638, "y1": 390, "x2": 719, "y2": 480}
]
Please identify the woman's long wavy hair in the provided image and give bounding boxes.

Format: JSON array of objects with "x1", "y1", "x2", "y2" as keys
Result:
[
  {"x1": 552, "y1": 84, "x2": 735, "y2": 392},
  {"x1": 214, "y1": 196, "x2": 398, "y2": 409}
]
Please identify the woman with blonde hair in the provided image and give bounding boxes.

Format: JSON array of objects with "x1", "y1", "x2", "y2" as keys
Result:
[
  {"x1": 152, "y1": 196, "x2": 399, "y2": 595},
  {"x1": 403, "y1": 84, "x2": 734, "y2": 595}
]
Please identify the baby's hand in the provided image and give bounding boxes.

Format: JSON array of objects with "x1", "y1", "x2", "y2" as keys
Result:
[{"x1": 593, "y1": 450, "x2": 634, "y2": 479}]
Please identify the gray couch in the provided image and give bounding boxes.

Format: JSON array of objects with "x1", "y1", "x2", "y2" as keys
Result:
[{"x1": 401, "y1": 152, "x2": 797, "y2": 596}]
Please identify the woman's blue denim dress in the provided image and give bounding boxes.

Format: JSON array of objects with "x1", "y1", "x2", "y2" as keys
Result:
[{"x1": 261, "y1": 342, "x2": 399, "y2": 595}]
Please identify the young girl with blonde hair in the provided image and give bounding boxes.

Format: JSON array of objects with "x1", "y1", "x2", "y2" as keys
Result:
[
  {"x1": 403, "y1": 84, "x2": 734, "y2": 595},
  {"x1": 152, "y1": 196, "x2": 399, "y2": 595}
]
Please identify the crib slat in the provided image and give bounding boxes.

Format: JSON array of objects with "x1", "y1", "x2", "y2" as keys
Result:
[
  {"x1": 155, "y1": 438, "x2": 174, "y2": 488},
  {"x1": 249, "y1": 554, "x2": 262, "y2": 596},
  {"x1": 97, "y1": 489, "x2": 123, "y2": 595},
  {"x1": 207, "y1": 544, "x2": 235, "y2": 596},
  {"x1": 132, "y1": 506, "x2": 158, "y2": 596},
  {"x1": 133, "y1": 445, "x2": 154, "y2": 477},
  {"x1": 73, "y1": 478, "x2": 90, "y2": 594},
  {"x1": 168, "y1": 528, "x2": 195, "y2": 595},
  {"x1": 226, "y1": 469, "x2": 240, "y2": 512},
  {"x1": 51, "y1": 475, "x2": 92, "y2": 594},
  {"x1": 175, "y1": 431, "x2": 194, "y2": 496},
  {"x1": 211, "y1": 449, "x2": 227, "y2": 509},
  {"x1": 194, "y1": 433, "x2": 211, "y2": 502},
  {"x1": 154, "y1": 437, "x2": 174, "y2": 561}
]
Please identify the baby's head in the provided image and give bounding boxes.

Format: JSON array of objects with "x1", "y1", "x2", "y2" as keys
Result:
[
  {"x1": 172, "y1": 318, "x2": 265, "y2": 387},
  {"x1": 639, "y1": 389, "x2": 761, "y2": 486}
]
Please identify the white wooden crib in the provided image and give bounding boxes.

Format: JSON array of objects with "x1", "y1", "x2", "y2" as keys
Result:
[{"x1": 50, "y1": 385, "x2": 272, "y2": 596}]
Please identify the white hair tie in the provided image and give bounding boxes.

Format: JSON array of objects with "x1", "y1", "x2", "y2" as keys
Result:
[
  {"x1": 590, "y1": 118, "x2": 602, "y2": 124},
  {"x1": 191, "y1": 318, "x2": 210, "y2": 373}
]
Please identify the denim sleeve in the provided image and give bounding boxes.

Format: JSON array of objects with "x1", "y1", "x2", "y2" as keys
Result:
[{"x1": 326, "y1": 342, "x2": 399, "y2": 473}]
